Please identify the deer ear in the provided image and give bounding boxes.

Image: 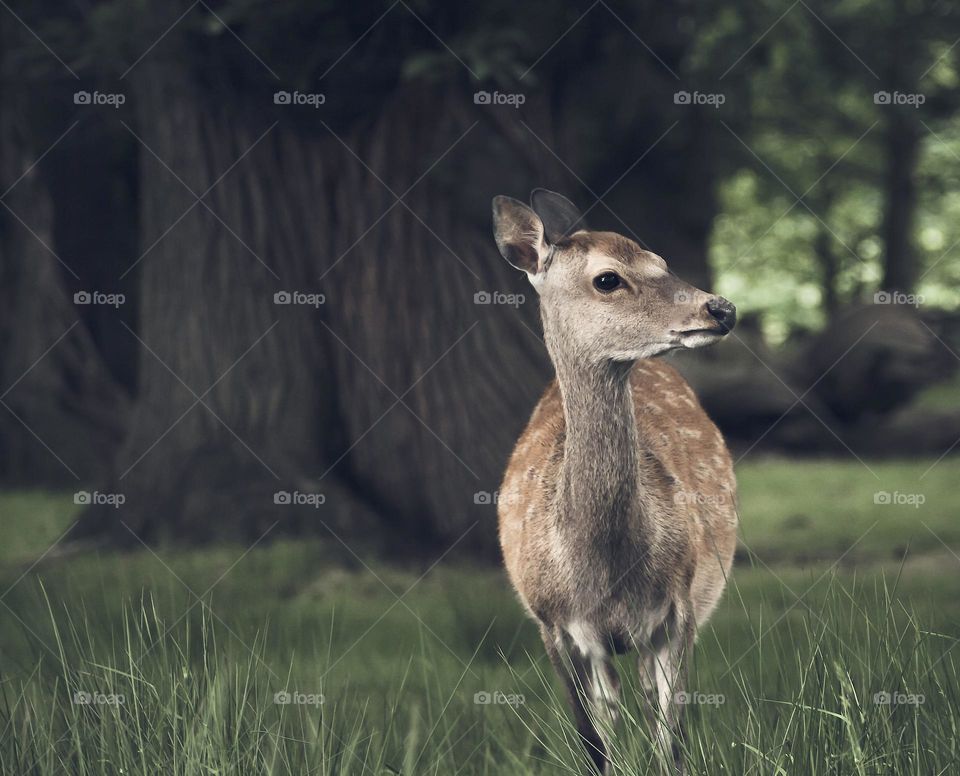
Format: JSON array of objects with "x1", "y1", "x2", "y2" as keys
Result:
[
  {"x1": 530, "y1": 189, "x2": 586, "y2": 243},
  {"x1": 492, "y1": 195, "x2": 548, "y2": 276}
]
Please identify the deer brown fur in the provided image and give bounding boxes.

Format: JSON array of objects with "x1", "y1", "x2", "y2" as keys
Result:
[{"x1": 493, "y1": 190, "x2": 738, "y2": 774}]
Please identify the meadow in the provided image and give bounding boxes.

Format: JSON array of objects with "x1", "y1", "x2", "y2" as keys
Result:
[{"x1": 1, "y1": 458, "x2": 958, "y2": 774}]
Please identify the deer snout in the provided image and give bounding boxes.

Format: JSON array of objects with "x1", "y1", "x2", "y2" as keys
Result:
[{"x1": 706, "y1": 296, "x2": 737, "y2": 332}]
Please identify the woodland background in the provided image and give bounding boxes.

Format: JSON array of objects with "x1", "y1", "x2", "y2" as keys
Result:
[{"x1": 2, "y1": 0, "x2": 959, "y2": 556}]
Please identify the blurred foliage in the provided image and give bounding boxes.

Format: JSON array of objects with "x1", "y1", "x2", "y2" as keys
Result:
[
  {"x1": 704, "y1": 0, "x2": 960, "y2": 341},
  {"x1": 712, "y1": 130, "x2": 960, "y2": 343}
]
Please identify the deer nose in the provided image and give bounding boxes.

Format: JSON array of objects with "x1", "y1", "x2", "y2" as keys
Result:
[{"x1": 706, "y1": 297, "x2": 737, "y2": 332}]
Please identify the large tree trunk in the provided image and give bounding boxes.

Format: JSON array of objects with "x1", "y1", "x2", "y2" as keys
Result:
[
  {"x1": 71, "y1": 0, "x2": 724, "y2": 554},
  {"x1": 76, "y1": 60, "x2": 370, "y2": 545},
  {"x1": 0, "y1": 77, "x2": 128, "y2": 487},
  {"x1": 75, "y1": 59, "x2": 555, "y2": 555}
]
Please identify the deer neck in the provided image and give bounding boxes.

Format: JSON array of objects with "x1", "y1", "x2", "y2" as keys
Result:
[{"x1": 546, "y1": 333, "x2": 642, "y2": 536}]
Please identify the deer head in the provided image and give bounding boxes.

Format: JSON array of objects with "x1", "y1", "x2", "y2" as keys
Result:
[{"x1": 492, "y1": 189, "x2": 736, "y2": 363}]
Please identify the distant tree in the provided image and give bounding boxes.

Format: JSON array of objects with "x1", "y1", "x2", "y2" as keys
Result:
[{"x1": 710, "y1": 0, "x2": 960, "y2": 333}]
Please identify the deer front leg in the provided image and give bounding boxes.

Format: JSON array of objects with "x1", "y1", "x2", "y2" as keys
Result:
[
  {"x1": 637, "y1": 649, "x2": 660, "y2": 727},
  {"x1": 541, "y1": 624, "x2": 621, "y2": 775},
  {"x1": 649, "y1": 610, "x2": 694, "y2": 774}
]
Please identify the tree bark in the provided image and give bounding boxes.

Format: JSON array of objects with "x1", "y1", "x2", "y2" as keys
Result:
[
  {"x1": 75, "y1": 62, "x2": 555, "y2": 555},
  {"x1": 880, "y1": 113, "x2": 920, "y2": 293},
  {"x1": 879, "y1": 0, "x2": 921, "y2": 295},
  {"x1": 813, "y1": 182, "x2": 840, "y2": 316},
  {"x1": 0, "y1": 78, "x2": 128, "y2": 487},
  {"x1": 66, "y1": 0, "x2": 724, "y2": 554},
  {"x1": 76, "y1": 61, "x2": 364, "y2": 545}
]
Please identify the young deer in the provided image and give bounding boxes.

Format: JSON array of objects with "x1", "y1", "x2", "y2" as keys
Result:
[{"x1": 493, "y1": 191, "x2": 738, "y2": 774}]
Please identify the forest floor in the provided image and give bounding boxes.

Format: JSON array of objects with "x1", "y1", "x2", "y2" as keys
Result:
[{"x1": 1, "y1": 457, "x2": 959, "y2": 774}]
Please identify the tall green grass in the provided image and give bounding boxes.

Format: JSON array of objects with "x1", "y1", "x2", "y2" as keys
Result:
[
  {"x1": 1, "y1": 458, "x2": 959, "y2": 774},
  {"x1": 2, "y1": 559, "x2": 959, "y2": 774}
]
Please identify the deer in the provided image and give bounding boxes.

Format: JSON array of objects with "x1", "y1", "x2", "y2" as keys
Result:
[{"x1": 492, "y1": 190, "x2": 739, "y2": 774}]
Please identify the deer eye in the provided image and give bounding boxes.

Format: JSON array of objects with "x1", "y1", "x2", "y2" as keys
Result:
[{"x1": 593, "y1": 272, "x2": 622, "y2": 293}]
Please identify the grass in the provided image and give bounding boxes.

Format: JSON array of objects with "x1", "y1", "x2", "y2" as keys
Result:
[
  {"x1": 1, "y1": 457, "x2": 959, "y2": 774},
  {"x1": 912, "y1": 371, "x2": 960, "y2": 412},
  {"x1": 736, "y1": 457, "x2": 959, "y2": 563}
]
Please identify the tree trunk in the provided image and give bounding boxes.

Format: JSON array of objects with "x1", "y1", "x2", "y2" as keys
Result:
[
  {"x1": 880, "y1": 0, "x2": 921, "y2": 295},
  {"x1": 0, "y1": 77, "x2": 128, "y2": 487},
  {"x1": 880, "y1": 113, "x2": 920, "y2": 293},
  {"x1": 552, "y1": 8, "x2": 718, "y2": 291},
  {"x1": 69, "y1": 2, "x2": 723, "y2": 554},
  {"x1": 613, "y1": 110, "x2": 718, "y2": 291},
  {"x1": 76, "y1": 60, "x2": 369, "y2": 545},
  {"x1": 813, "y1": 182, "x2": 840, "y2": 315},
  {"x1": 75, "y1": 61, "x2": 555, "y2": 556}
]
